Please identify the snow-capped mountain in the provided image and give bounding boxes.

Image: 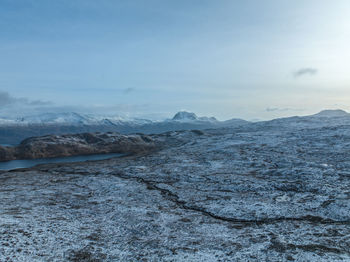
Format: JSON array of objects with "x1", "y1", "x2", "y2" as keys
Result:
[
  {"x1": 2, "y1": 109, "x2": 350, "y2": 128},
  {"x1": 0, "y1": 111, "x2": 230, "y2": 126},
  {"x1": 171, "y1": 111, "x2": 217, "y2": 122},
  {"x1": 2, "y1": 109, "x2": 349, "y2": 145},
  {"x1": 2, "y1": 112, "x2": 152, "y2": 126},
  {"x1": 311, "y1": 109, "x2": 349, "y2": 118},
  {"x1": 255, "y1": 109, "x2": 350, "y2": 130},
  {"x1": 172, "y1": 111, "x2": 198, "y2": 121},
  {"x1": 16, "y1": 112, "x2": 94, "y2": 125},
  {"x1": 0, "y1": 111, "x2": 248, "y2": 144},
  {"x1": 0, "y1": 118, "x2": 17, "y2": 126}
]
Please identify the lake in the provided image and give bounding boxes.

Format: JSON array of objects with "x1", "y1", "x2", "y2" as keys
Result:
[{"x1": 0, "y1": 153, "x2": 124, "y2": 171}]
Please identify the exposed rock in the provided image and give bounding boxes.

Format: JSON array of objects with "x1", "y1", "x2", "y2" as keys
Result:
[
  {"x1": 0, "y1": 145, "x2": 14, "y2": 161},
  {"x1": 172, "y1": 111, "x2": 198, "y2": 121},
  {"x1": 0, "y1": 132, "x2": 157, "y2": 161}
]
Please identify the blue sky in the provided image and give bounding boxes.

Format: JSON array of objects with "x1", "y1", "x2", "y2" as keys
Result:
[{"x1": 0, "y1": 0, "x2": 350, "y2": 120}]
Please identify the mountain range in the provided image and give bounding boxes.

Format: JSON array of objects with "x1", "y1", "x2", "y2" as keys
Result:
[
  {"x1": 0, "y1": 111, "x2": 248, "y2": 144},
  {"x1": 0, "y1": 109, "x2": 349, "y2": 144}
]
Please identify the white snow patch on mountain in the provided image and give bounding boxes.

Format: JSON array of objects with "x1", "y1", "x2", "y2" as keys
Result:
[
  {"x1": 171, "y1": 111, "x2": 217, "y2": 122},
  {"x1": 312, "y1": 109, "x2": 349, "y2": 118}
]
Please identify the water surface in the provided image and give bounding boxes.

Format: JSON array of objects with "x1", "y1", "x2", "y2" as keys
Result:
[{"x1": 0, "y1": 153, "x2": 123, "y2": 171}]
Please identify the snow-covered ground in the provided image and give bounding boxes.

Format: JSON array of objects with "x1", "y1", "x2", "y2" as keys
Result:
[{"x1": 1, "y1": 118, "x2": 350, "y2": 261}]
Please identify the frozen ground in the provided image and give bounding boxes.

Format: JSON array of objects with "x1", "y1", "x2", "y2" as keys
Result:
[{"x1": 1, "y1": 123, "x2": 350, "y2": 261}]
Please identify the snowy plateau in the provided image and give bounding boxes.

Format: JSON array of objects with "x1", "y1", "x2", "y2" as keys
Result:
[{"x1": 1, "y1": 110, "x2": 350, "y2": 261}]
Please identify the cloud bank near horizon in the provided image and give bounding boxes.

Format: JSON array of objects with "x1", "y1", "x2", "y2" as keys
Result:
[
  {"x1": 0, "y1": 91, "x2": 52, "y2": 107},
  {"x1": 293, "y1": 68, "x2": 318, "y2": 78}
]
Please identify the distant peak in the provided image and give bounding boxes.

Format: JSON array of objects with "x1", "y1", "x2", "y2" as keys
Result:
[
  {"x1": 172, "y1": 111, "x2": 198, "y2": 121},
  {"x1": 314, "y1": 109, "x2": 349, "y2": 117}
]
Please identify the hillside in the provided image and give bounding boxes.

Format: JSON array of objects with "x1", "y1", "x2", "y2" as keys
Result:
[{"x1": 1, "y1": 117, "x2": 350, "y2": 260}]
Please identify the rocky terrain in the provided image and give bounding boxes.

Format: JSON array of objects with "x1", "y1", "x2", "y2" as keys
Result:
[
  {"x1": 1, "y1": 119, "x2": 350, "y2": 261},
  {"x1": 0, "y1": 132, "x2": 157, "y2": 162}
]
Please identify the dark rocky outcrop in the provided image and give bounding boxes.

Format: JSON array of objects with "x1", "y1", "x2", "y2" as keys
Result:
[
  {"x1": 0, "y1": 146, "x2": 15, "y2": 161},
  {"x1": 0, "y1": 132, "x2": 157, "y2": 161}
]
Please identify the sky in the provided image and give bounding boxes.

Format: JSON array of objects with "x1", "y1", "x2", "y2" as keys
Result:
[{"x1": 0, "y1": 0, "x2": 350, "y2": 120}]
